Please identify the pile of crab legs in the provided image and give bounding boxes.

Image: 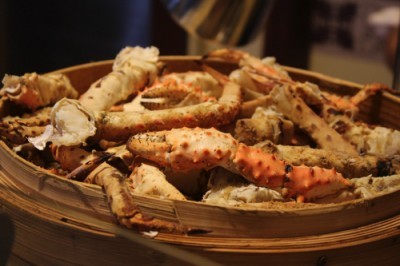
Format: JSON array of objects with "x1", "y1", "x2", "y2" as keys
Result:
[{"x1": 1, "y1": 46, "x2": 400, "y2": 233}]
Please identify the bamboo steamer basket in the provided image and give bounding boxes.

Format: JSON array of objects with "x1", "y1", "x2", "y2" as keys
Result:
[{"x1": 1, "y1": 56, "x2": 400, "y2": 265}]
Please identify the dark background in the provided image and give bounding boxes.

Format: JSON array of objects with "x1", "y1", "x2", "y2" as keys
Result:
[
  {"x1": 0, "y1": 0, "x2": 314, "y2": 77},
  {"x1": 0, "y1": 0, "x2": 188, "y2": 76}
]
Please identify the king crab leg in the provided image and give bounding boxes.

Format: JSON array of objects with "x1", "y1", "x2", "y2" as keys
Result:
[
  {"x1": 255, "y1": 140, "x2": 397, "y2": 178},
  {"x1": 0, "y1": 107, "x2": 51, "y2": 145},
  {"x1": 270, "y1": 85, "x2": 359, "y2": 155},
  {"x1": 1, "y1": 72, "x2": 78, "y2": 110},
  {"x1": 234, "y1": 106, "x2": 294, "y2": 146},
  {"x1": 322, "y1": 83, "x2": 398, "y2": 116},
  {"x1": 139, "y1": 79, "x2": 217, "y2": 110},
  {"x1": 84, "y1": 157, "x2": 190, "y2": 232},
  {"x1": 29, "y1": 64, "x2": 242, "y2": 148},
  {"x1": 127, "y1": 127, "x2": 353, "y2": 202},
  {"x1": 128, "y1": 163, "x2": 186, "y2": 200},
  {"x1": 111, "y1": 71, "x2": 221, "y2": 112},
  {"x1": 205, "y1": 48, "x2": 292, "y2": 99},
  {"x1": 204, "y1": 48, "x2": 290, "y2": 81},
  {"x1": 52, "y1": 145, "x2": 189, "y2": 231},
  {"x1": 319, "y1": 84, "x2": 400, "y2": 157},
  {"x1": 79, "y1": 46, "x2": 161, "y2": 112}
]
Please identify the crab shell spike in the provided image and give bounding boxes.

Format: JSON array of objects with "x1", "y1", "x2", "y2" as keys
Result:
[
  {"x1": 233, "y1": 143, "x2": 286, "y2": 188},
  {"x1": 234, "y1": 144, "x2": 352, "y2": 201},
  {"x1": 127, "y1": 127, "x2": 352, "y2": 202},
  {"x1": 128, "y1": 127, "x2": 238, "y2": 172},
  {"x1": 284, "y1": 165, "x2": 352, "y2": 202}
]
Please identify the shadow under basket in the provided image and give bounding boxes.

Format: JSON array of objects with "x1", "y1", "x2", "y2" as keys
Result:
[{"x1": 1, "y1": 56, "x2": 400, "y2": 265}]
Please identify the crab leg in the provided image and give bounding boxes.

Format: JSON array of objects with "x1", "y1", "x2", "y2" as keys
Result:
[
  {"x1": 139, "y1": 80, "x2": 217, "y2": 110},
  {"x1": 127, "y1": 127, "x2": 352, "y2": 202},
  {"x1": 205, "y1": 48, "x2": 291, "y2": 99},
  {"x1": 97, "y1": 78, "x2": 240, "y2": 141},
  {"x1": 205, "y1": 49, "x2": 359, "y2": 155},
  {"x1": 1, "y1": 72, "x2": 78, "y2": 110},
  {"x1": 79, "y1": 46, "x2": 160, "y2": 111},
  {"x1": 85, "y1": 160, "x2": 189, "y2": 232},
  {"x1": 0, "y1": 107, "x2": 51, "y2": 145},
  {"x1": 270, "y1": 85, "x2": 359, "y2": 155},
  {"x1": 255, "y1": 140, "x2": 397, "y2": 178},
  {"x1": 205, "y1": 48, "x2": 290, "y2": 81},
  {"x1": 322, "y1": 83, "x2": 397, "y2": 115},
  {"x1": 160, "y1": 71, "x2": 223, "y2": 98},
  {"x1": 318, "y1": 85, "x2": 400, "y2": 157},
  {"x1": 322, "y1": 105, "x2": 400, "y2": 157},
  {"x1": 29, "y1": 66, "x2": 242, "y2": 148},
  {"x1": 128, "y1": 163, "x2": 186, "y2": 200},
  {"x1": 140, "y1": 70, "x2": 223, "y2": 110},
  {"x1": 228, "y1": 55, "x2": 399, "y2": 157},
  {"x1": 51, "y1": 145, "x2": 188, "y2": 231},
  {"x1": 234, "y1": 106, "x2": 294, "y2": 146},
  {"x1": 113, "y1": 71, "x2": 221, "y2": 112},
  {"x1": 65, "y1": 152, "x2": 113, "y2": 181}
]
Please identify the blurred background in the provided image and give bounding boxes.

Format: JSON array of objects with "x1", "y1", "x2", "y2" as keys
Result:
[{"x1": 0, "y1": 0, "x2": 398, "y2": 86}]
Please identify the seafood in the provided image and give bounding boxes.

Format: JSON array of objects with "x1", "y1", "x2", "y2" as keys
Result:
[
  {"x1": 224, "y1": 55, "x2": 400, "y2": 157},
  {"x1": 127, "y1": 127, "x2": 353, "y2": 202},
  {"x1": 205, "y1": 48, "x2": 290, "y2": 81},
  {"x1": 320, "y1": 85, "x2": 400, "y2": 156},
  {"x1": 137, "y1": 79, "x2": 216, "y2": 111},
  {"x1": 3, "y1": 45, "x2": 400, "y2": 236},
  {"x1": 29, "y1": 66, "x2": 242, "y2": 148},
  {"x1": 228, "y1": 55, "x2": 400, "y2": 157},
  {"x1": 206, "y1": 48, "x2": 290, "y2": 100},
  {"x1": 202, "y1": 168, "x2": 284, "y2": 205},
  {"x1": 55, "y1": 145, "x2": 188, "y2": 231},
  {"x1": 128, "y1": 163, "x2": 186, "y2": 200},
  {"x1": 331, "y1": 120, "x2": 400, "y2": 157},
  {"x1": 158, "y1": 71, "x2": 223, "y2": 99},
  {"x1": 270, "y1": 85, "x2": 359, "y2": 155},
  {"x1": 1, "y1": 72, "x2": 78, "y2": 110},
  {"x1": 322, "y1": 83, "x2": 395, "y2": 116},
  {"x1": 85, "y1": 160, "x2": 189, "y2": 232},
  {"x1": 51, "y1": 145, "x2": 94, "y2": 172},
  {"x1": 0, "y1": 107, "x2": 51, "y2": 145},
  {"x1": 206, "y1": 49, "x2": 363, "y2": 155},
  {"x1": 204, "y1": 170, "x2": 400, "y2": 206},
  {"x1": 315, "y1": 174, "x2": 400, "y2": 204},
  {"x1": 28, "y1": 99, "x2": 97, "y2": 149},
  {"x1": 113, "y1": 71, "x2": 221, "y2": 112},
  {"x1": 206, "y1": 49, "x2": 400, "y2": 154},
  {"x1": 255, "y1": 140, "x2": 397, "y2": 178},
  {"x1": 79, "y1": 46, "x2": 160, "y2": 111},
  {"x1": 65, "y1": 152, "x2": 113, "y2": 181},
  {"x1": 140, "y1": 71, "x2": 223, "y2": 110},
  {"x1": 234, "y1": 106, "x2": 294, "y2": 145}
]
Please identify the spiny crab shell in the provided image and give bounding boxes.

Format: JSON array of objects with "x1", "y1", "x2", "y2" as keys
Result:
[{"x1": 127, "y1": 127, "x2": 353, "y2": 202}]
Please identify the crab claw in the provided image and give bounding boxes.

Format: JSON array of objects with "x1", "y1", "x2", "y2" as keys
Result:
[
  {"x1": 127, "y1": 127, "x2": 238, "y2": 172},
  {"x1": 126, "y1": 132, "x2": 171, "y2": 167}
]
